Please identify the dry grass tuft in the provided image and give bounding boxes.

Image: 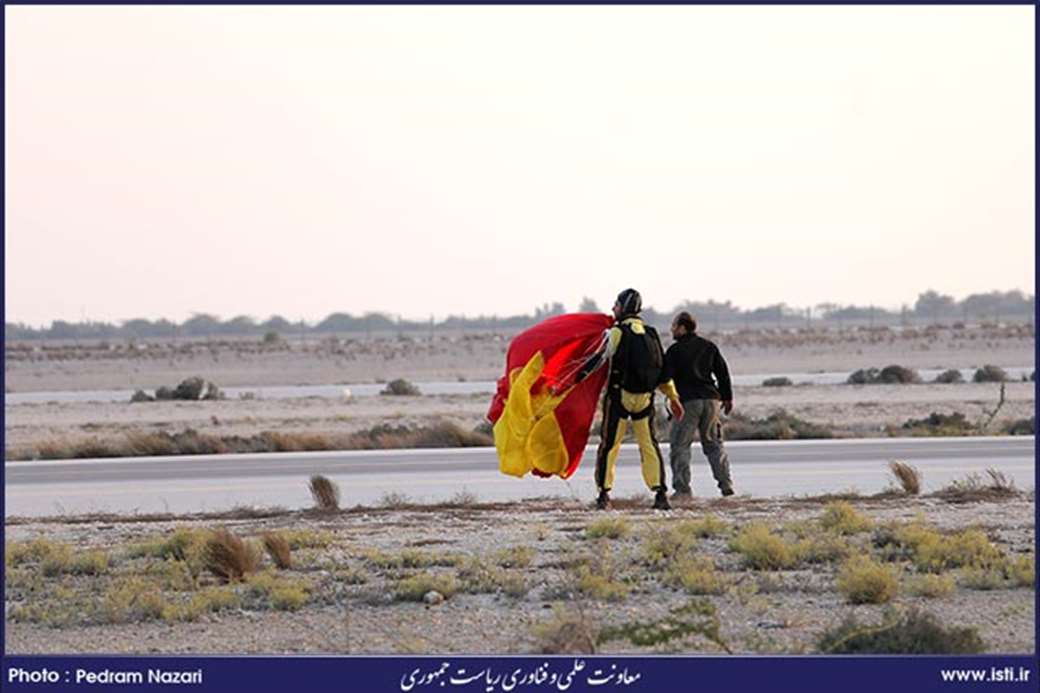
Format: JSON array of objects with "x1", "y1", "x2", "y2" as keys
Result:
[
  {"x1": 262, "y1": 532, "x2": 293, "y2": 569},
  {"x1": 931, "y1": 470, "x2": 1019, "y2": 503},
  {"x1": 888, "y1": 461, "x2": 921, "y2": 495},
  {"x1": 309, "y1": 475, "x2": 340, "y2": 512},
  {"x1": 203, "y1": 529, "x2": 262, "y2": 583},
  {"x1": 532, "y1": 607, "x2": 598, "y2": 654}
]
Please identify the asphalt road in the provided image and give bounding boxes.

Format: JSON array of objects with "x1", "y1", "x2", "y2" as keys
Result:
[{"x1": 4, "y1": 436, "x2": 1034, "y2": 517}]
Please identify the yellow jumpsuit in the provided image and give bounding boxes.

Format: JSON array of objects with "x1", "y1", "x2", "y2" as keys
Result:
[{"x1": 592, "y1": 317, "x2": 680, "y2": 493}]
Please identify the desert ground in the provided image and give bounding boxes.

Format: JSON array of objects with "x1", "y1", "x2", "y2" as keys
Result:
[
  {"x1": 3, "y1": 324, "x2": 1035, "y2": 458},
  {"x1": 4, "y1": 491, "x2": 1034, "y2": 655}
]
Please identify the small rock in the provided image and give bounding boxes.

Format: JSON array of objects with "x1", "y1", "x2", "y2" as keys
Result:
[{"x1": 423, "y1": 590, "x2": 444, "y2": 605}]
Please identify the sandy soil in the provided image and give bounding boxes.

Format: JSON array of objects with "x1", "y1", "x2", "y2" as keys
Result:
[
  {"x1": 3, "y1": 383, "x2": 1034, "y2": 456},
  {"x1": 4, "y1": 494, "x2": 1034, "y2": 655},
  {"x1": 4, "y1": 325, "x2": 1034, "y2": 456}
]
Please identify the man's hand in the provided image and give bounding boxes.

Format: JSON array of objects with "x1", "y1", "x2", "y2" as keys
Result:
[
  {"x1": 722, "y1": 400, "x2": 733, "y2": 416},
  {"x1": 669, "y1": 398, "x2": 684, "y2": 420}
]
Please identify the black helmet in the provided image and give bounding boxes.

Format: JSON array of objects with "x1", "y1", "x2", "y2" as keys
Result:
[{"x1": 615, "y1": 288, "x2": 642, "y2": 316}]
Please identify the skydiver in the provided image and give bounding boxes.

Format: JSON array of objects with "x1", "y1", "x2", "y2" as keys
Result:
[{"x1": 576, "y1": 288, "x2": 684, "y2": 510}]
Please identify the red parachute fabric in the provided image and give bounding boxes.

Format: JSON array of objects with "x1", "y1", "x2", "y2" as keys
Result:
[{"x1": 487, "y1": 313, "x2": 613, "y2": 479}]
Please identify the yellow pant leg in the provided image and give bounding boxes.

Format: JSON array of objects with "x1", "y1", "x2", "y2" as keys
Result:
[
  {"x1": 632, "y1": 416, "x2": 664, "y2": 490},
  {"x1": 603, "y1": 418, "x2": 628, "y2": 492}
]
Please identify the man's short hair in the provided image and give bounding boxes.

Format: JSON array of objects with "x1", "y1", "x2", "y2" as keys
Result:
[{"x1": 675, "y1": 311, "x2": 697, "y2": 333}]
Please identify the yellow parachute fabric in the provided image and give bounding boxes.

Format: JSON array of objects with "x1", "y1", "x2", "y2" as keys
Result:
[{"x1": 493, "y1": 351, "x2": 573, "y2": 478}]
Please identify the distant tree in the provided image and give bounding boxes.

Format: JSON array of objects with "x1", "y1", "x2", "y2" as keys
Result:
[
  {"x1": 222, "y1": 315, "x2": 258, "y2": 334},
  {"x1": 579, "y1": 296, "x2": 600, "y2": 313},
  {"x1": 261, "y1": 315, "x2": 294, "y2": 332},
  {"x1": 534, "y1": 302, "x2": 566, "y2": 320},
  {"x1": 182, "y1": 313, "x2": 222, "y2": 337},
  {"x1": 914, "y1": 290, "x2": 956, "y2": 320}
]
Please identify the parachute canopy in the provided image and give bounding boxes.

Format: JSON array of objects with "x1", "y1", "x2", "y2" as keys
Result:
[{"x1": 487, "y1": 313, "x2": 612, "y2": 480}]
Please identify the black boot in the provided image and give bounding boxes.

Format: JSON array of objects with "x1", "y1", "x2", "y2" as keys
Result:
[
  {"x1": 653, "y1": 488, "x2": 671, "y2": 510},
  {"x1": 596, "y1": 490, "x2": 611, "y2": 510}
]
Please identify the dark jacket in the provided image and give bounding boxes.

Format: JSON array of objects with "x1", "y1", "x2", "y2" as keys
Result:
[{"x1": 662, "y1": 333, "x2": 732, "y2": 402}]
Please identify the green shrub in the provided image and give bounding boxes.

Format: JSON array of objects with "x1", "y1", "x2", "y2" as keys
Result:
[
  {"x1": 394, "y1": 572, "x2": 458, "y2": 601},
  {"x1": 836, "y1": 556, "x2": 899, "y2": 604},
  {"x1": 818, "y1": 609, "x2": 984, "y2": 654},
  {"x1": 798, "y1": 534, "x2": 852, "y2": 564},
  {"x1": 762, "y1": 377, "x2": 793, "y2": 387},
  {"x1": 667, "y1": 556, "x2": 725, "y2": 595},
  {"x1": 819, "y1": 501, "x2": 874, "y2": 534},
  {"x1": 685, "y1": 515, "x2": 729, "y2": 538},
  {"x1": 729, "y1": 523, "x2": 801, "y2": 570},
  {"x1": 1006, "y1": 554, "x2": 1035, "y2": 587},
  {"x1": 641, "y1": 524, "x2": 698, "y2": 568},
  {"x1": 271, "y1": 584, "x2": 309, "y2": 610},
  {"x1": 914, "y1": 529, "x2": 1003, "y2": 573},
  {"x1": 493, "y1": 545, "x2": 534, "y2": 568},
  {"x1": 101, "y1": 577, "x2": 168, "y2": 623},
  {"x1": 907, "y1": 574, "x2": 955, "y2": 598},
  {"x1": 69, "y1": 550, "x2": 111, "y2": 575},
  {"x1": 586, "y1": 517, "x2": 631, "y2": 539},
  {"x1": 598, "y1": 599, "x2": 731, "y2": 653},
  {"x1": 958, "y1": 567, "x2": 1006, "y2": 591}
]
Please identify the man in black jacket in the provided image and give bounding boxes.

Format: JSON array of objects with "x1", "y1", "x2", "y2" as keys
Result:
[{"x1": 662, "y1": 311, "x2": 734, "y2": 498}]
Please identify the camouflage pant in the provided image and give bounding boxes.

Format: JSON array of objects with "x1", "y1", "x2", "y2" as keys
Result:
[{"x1": 669, "y1": 399, "x2": 732, "y2": 494}]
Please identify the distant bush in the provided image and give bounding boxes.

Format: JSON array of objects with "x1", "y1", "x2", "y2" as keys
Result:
[
  {"x1": 900, "y1": 412, "x2": 973, "y2": 436},
  {"x1": 762, "y1": 377, "x2": 793, "y2": 387},
  {"x1": 818, "y1": 609, "x2": 985, "y2": 654},
  {"x1": 130, "y1": 389, "x2": 154, "y2": 403},
  {"x1": 726, "y1": 410, "x2": 833, "y2": 440},
  {"x1": 846, "y1": 368, "x2": 880, "y2": 385},
  {"x1": 381, "y1": 378, "x2": 421, "y2": 396},
  {"x1": 878, "y1": 365, "x2": 921, "y2": 384},
  {"x1": 847, "y1": 365, "x2": 919, "y2": 385},
  {"x1": 1005, "y1": 417, "x2": 1034, "y2": 436},
  {"x1": 262, "y1": 331, "x2": 281, "y2": 345},
  {"x1": 973, "y1": 365, "x2": 1008, "y2": 383},
  {"x1": 933, "y1": 369, "x2": 964, "y2": 384}
]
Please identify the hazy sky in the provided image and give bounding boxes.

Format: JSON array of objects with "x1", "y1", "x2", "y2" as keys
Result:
[{"x1": 5, "y1": 6, "x2": 1034, "y2": 326}]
